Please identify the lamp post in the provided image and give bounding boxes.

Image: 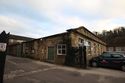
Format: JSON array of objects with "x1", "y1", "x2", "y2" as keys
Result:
[{"x1": 0, "y1": 31, "x2": 9, "y2": 83}]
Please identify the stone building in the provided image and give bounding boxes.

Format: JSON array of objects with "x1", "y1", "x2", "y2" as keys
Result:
[
  {"x1": 8, "y1": 34, "x2": 34, "y2": 45},
  {"x1": 7, "y1": 34, "x2": 34, "y2": 56},
  {"x1": 22, "y1": 26, "x2": 106, "y2": 65},
  {"x1": 22, "y1": 39, "x2": 42, "y2": 59}
]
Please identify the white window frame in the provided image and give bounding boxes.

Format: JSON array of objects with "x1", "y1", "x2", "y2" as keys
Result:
[
  {"x1": 57, "y1": 44, "x2": 66, "y2": 55},
  {"x1": 9, "y1": 39, "x2": 14, "y2": 43},
  {"x1": 78, "y1": 37, "x2": 84, "y2": 47},
  {"x1": 108, "y1": 47, "x2": 114, "y2": 52},
  {"x1": 115, "y1": 47, "x2": 122, "y2": 52},
  {"x1": 79, "y1": 38, "x2": 84, "y2": 44}
]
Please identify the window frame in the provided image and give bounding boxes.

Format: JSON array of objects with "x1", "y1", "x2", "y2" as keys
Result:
[
  {"x1": 57, "y1": 44, "x2": 66, "y2": 55},
  {"x1": 79, "y1": 38, "x2": 84, "y2": 44},
  {"x1": 111, "y1": 54, "x2": 123, "y2": 58},
  {"x1": 108, "y1": 47, "x2": 114, "y2": 52},
  {"x1": 101, "y1": 53, "x2": 112, "y2": 58},
  {"x1": 115, "y1": 47, "x2": 122, "y2": 52}
]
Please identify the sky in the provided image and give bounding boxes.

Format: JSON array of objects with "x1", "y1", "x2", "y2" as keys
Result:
[{"x1": 0, "y1": 0, "x2": 125, "y2": 38}]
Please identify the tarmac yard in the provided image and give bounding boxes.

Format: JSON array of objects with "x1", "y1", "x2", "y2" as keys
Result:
[{"x1": 4, "y1": 56, "x2": 125, "y2": 83}]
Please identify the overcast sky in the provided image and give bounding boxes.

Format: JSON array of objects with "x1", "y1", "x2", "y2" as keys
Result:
[{"x1": 0, "y1": 0, "x2": 125, "y2": 38}]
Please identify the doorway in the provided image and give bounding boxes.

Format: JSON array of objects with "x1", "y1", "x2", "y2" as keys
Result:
[{"x1": 48, "y1": 46, "x2": 55, "y2": 61}]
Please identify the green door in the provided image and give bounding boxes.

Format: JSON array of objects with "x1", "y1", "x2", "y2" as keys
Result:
[
  {"x1": 48, "y1": 47, "x2": 55, "y2": 61},
  {"x1": 16, "y1": 45, "x2": 21, "y2": 57}
]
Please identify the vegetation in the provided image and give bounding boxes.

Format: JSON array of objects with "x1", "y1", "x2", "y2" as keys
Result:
[{"x1": 95, "y1": 27, "x2": 125, "y2": 46}]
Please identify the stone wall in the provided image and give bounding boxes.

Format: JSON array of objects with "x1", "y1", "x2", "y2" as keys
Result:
[
  {"x1": 22, "y1": 40, "x2": 39, "y2": 59},
  {"x1": 7, "y1": 44, "x2": 22, "y2": 57},
  {"x1": 69, "y1": 28, "x2": 106, "y2": 61},
  {"x1": 10, "y1": 27, "x2": 106, "y2": 65},
  {"x1": 22, "y1": 33, "x2": 68, "y2": 65},
  {"x1": 41, "y1": 33, "x2": 68, "y2": 64}
]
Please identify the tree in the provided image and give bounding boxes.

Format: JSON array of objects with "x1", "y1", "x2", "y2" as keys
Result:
[{"x1": 97, "y1": 27, "x2": 125, "y2": 45}]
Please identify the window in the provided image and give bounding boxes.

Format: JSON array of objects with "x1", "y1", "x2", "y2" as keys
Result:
[
  {"x1": 78, "y1": 38, "x2": 84, "y2": 46},
  {"x1": 79, "y1": 38, "x2": 84, "y2": 44},
  {"x1": 31, "y1": 49, "x2": 35, "y2": 54},
  {"x1": 102, "y1": 53, "x2": 111, "y2": 58},
  {"x1": 108, "y1": 47, "x2": 114, "y2": 52},
  {"x1": 57, "y1": 44, "x2": 66, "y2": 55},
  {"x1": 115, "y1": 47, "x2": 122, "y2": 51},
  {"x1": 25, "y1": 47, "x2": 29, "y2": 54},
  {"x1": 9, "y1": 39, "x2": 14, "y2": 43},
  {"x1": 112, "y1": 54, "x2": 123, "y2": 58}
]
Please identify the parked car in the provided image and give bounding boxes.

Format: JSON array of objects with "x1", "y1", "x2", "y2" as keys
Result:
[{"x1": 89, "y1": 52, "x2": 125, "y2": 71}]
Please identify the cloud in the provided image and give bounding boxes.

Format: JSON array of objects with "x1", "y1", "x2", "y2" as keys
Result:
[
  {"x1": 0, "y1": 15, "x2": 46, "y2": 38},
  {"x1": 26, "y1": 0, "x2": 125, "y2": 18},
  {"x1": 26, "y1": 0, "x2": 125, "y2": 26},
  {"x1": 92, "y1": 18, "x2": 125, "y2": 32},
  {"x1": 0, "y1": 0, "x2": 125, "y2": 38}
]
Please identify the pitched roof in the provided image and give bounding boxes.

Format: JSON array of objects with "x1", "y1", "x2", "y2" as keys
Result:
[
  {"x1": 42, "y1": 32, "x2": 67, "y2": 39},
  {"x1": 9, "y1": 34, "x2": 34, "y2": 41},
  {"x1": 41, "y1": 26, "x2": 106, "y2": 45},
  {"x1": 67, "y1": 26, "x2": 106, "y2": 44},
  {"x1": 67, "y1": 26, "x2": 103, "y2": 40}
]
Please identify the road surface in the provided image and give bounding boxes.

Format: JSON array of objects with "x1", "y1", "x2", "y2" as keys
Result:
[{"x1": 4, "y1": 55, "x2": 125, "y2": 83}]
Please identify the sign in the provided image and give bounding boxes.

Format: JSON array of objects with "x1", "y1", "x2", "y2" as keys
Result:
[
  {"x1": 0, "y1": 43, "x2": 7, "y2": 52},
  {"x1": 0, "y1": 31, "x2": 9, "y2": 83},
  {"x1": 84, "y1": 41, "x2": 90, "y2": 47}
]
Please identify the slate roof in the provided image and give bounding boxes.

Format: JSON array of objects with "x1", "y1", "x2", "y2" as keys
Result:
[{"x1": 9, "y1": 34, "x2": 34, "y2": 41}]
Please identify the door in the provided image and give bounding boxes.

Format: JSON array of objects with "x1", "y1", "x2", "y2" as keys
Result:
[
  {"x1": 48, "y1": 47, "x2": 55, "y2": 61},
  {"x1": 110, "y1": 54, "x2": 124, "y2": 68},
  {"x1": 16, "y1": 45, "x2": 21, "y2": 57},
  {"x1": 99, "y1": 53, "x2": 112, "y2": 67}
]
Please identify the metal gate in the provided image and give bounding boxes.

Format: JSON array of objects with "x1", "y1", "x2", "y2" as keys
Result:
[{"x1": 65, "y1": 46, "x2": 87, "y2": 68}]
